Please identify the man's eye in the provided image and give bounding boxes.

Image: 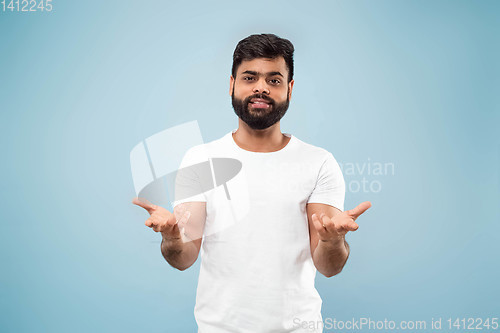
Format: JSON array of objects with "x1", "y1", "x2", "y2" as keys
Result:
[
  {"x1": 269, "y1": 79, "x2": 280, "y2": 84},
  {"x1": 243, "y1": 77, "x2": 254, "y2": 81}
]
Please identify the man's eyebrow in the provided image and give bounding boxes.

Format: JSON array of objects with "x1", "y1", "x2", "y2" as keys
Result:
[{"x1": 241, "y1": 70, "x2": 284, "y2": 78}]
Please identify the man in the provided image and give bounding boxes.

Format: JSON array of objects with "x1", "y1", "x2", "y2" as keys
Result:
[{"x1": 133, "y1": 33, "x2": 371, "y2": 332}]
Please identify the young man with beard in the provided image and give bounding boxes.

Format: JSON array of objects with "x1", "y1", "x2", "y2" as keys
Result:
[{"x1": 133, "y1": 33, "x2": 371, "y2": 332}]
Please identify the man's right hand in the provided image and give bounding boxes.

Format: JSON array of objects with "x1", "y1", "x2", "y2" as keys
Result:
[{"x1": 132, "y1": 197, "x2": 191, "y2": 240}]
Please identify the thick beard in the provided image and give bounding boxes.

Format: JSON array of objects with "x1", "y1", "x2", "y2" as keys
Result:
[{"x1": 231, "y1": 86, "x2": 289, "y2": 130}]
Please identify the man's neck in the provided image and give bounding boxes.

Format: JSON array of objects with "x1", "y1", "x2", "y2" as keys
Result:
[{"x1": 232, "y1": 120, "x2": 290, "y2": 153}]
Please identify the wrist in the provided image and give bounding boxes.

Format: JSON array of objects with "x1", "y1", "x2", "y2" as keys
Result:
[
  {"x1": 161, "y1": 231, "x2": 182, "y2": 242},
  {"x1": 161, "y1": 230, "x2": 193, "y2": 246},
  {"x1": 320, "y1": 235, "x2": 345, "y2": 247}
]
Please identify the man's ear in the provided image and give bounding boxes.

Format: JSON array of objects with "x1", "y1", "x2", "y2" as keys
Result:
[
  {"x1": 229, "y1": 75, "x2": 235, "y2": 96},
  {"x1": 288, "y1": 79, "x2": 294, "y2": 100}
]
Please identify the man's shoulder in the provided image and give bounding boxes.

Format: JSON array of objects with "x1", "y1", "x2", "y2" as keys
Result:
[{"x1": 291, "y1": 134, "x2": 335, "y2": 160}]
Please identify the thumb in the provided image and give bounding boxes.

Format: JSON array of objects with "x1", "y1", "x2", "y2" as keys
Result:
[
  {"x1": 177, "y1": 211, "x2": 191, "y2": 228},
  {"x1": 132, "y1": 197, "x2": 157, "y2": 214},
  {"x1": 346, "y1": 201, "x2": 372, "y2": 220},
  {"x1": 311, "y1": 213, "x2": 325, "y2": 233}
]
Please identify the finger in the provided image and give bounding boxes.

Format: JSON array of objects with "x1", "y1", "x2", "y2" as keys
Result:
[
  {"x1": 320, "y1": 213, "x2": 336, "y2": 231},
  {"x1": 174, "y1": 203, "x2": 187, "y2": 219},
  {"x1": 311, "y1": 213, "x2": 327, "y2": 235},
  {"x1": 346, "y1": 201, "x2": 372, "y2": 220},
  {"x1": 132, "y1": 197, "x2": 156, "y2": 214},
  {"x1": 145, "y1": 217, "x2": 155, "y2": 228},
  {"x1": 159, "y1": 223, "x2": 181, "y2": 237},
  {"x1": 341, "y1": 221, "x2": 359, "y2": 232},
  {"x1": 153, "y1": 222, "x2": 168, "y2": 233},
  {"x1": 177, "y1": 211, "x2": 191, "y2": 227}
]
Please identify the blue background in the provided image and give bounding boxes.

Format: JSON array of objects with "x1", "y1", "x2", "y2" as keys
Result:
[{"x1": 1, "y1": 0, "x2": 499, "y2": 332}]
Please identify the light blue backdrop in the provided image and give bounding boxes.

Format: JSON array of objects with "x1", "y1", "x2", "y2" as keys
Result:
[{"x1": 1, "y1": 0, "x2": 499, "y2": 332}]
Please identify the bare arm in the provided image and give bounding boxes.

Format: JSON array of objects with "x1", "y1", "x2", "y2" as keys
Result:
[
  {"x1": 160, "y1": 201, "x2": 206, "y2": 270},
  {"x1": 133, "y1": 198, "x2": 206, "y2": 271},
  {"x1": 160, "y1": 236, "x2": 201, "y2": 271}
]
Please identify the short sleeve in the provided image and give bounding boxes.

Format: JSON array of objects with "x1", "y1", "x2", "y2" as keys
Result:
[
  {"x1": 307, "y1": 152, "x2": 345, "y2": 211},
  {"x1": 171, "y1": 145, "x2": 209, "y2": 208}
]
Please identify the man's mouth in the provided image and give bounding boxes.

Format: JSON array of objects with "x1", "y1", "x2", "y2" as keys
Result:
[{"x1": 249, "y1": 98, "x2": 271, "y2": 109}]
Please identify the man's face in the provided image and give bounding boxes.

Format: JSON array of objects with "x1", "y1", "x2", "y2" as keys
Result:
[{"x1": 230, "y1": 57, "x2": 294, "y2": 130}]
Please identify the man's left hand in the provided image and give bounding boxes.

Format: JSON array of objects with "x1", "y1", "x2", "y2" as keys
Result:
[{"x1": 311, "y1": 201, "x2": 372, "y2": 242}]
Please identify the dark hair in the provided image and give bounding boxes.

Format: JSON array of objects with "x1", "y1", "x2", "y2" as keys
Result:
[{"x1": 232, "y1": 33, "x2": 295, "y2": 83}]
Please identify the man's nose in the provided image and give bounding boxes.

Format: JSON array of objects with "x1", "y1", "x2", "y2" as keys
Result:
[{"x1": 252, "y1": 78, "x2": 270, "y2": 94}]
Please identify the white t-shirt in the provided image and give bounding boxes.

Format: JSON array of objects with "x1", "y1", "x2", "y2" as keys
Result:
[{"x1": 173, "y1": 130, "x2": 345, "y2": 333}]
